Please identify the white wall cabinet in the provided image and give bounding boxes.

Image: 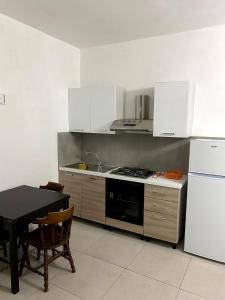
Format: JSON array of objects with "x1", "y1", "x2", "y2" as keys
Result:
[
  {"x1": 68, "y1": 88, "x2": 91, "y2": 132},
  {"x1": 153, "y1": 81, "x2": 194, "y2": 138},
  {"x1": 68, "y1": 86, "x2": 124, "y2": 133}
]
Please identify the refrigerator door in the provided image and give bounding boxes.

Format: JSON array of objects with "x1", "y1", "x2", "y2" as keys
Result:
[
  {"x1": 189, "y1": 139, "x2": 225, "y2": 176},
  {"x1": 185, "y1": 173, "x2": 225, "y2": 262}
]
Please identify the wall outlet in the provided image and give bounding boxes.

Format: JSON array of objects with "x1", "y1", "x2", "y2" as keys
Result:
[{"x1": 0, "y1": 94, "x2": 5, "y2": 105}]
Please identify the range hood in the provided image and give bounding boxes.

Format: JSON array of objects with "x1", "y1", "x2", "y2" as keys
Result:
[
  {"x1": 110, "y1": 95, "x2": 153, "y2": 133},
  {"x1": 110, "y1": 119, "x2": 153, "y2": 133}
]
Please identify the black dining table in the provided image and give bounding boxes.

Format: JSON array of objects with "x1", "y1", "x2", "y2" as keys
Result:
[{"x1": 0, "y1": 185, "x2": 70, "y2": 294}]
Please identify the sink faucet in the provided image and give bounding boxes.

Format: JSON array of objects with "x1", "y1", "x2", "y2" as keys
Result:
[{"x1": 85, "y1": 152, "x2": 102, "y2": 168}]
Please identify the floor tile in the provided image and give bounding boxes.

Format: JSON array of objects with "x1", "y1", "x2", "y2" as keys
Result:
[
  {"x1": 181, "y1": 257, "x2": 225, "y2": 300},
  {"x1": 128, "y1": 243, "x2": 190, "y2": 287},
  {"x1": 28, "y1": 286, "x2": 83, "y2": 300},
  {"x1": 69, "y1": 219, "x2": 106, "y2": 252},
  {"x1": 85, "y1": 232, "x2": 144, "y2": 267},
  {"x1": 0, "y1": 287, "x2": 26, "y2": 300},
  {"x1": 0, "y1": 268, "x2": 41, "y2": 298},
  {"x1": 27, "y1": 248, "x2": 76, "y2": 280},
  {"x1": 176, "y1": 290, "x2": 208, "y2": 300},
  {"x1": 52, "y1": 252, "x2": 123, "y2": 300},
  {"x1": 102, "y1": 269, "x2": 178, "y2": 300}
]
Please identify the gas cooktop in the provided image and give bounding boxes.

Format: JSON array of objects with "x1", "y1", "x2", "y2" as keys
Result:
[{"x1": 110, "y1": 167, "x2": 154, "y2": 179}]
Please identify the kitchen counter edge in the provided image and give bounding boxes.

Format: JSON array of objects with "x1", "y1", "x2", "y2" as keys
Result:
[{"x1": 59, "y1": 167, "x2": 187, "y2": 189}]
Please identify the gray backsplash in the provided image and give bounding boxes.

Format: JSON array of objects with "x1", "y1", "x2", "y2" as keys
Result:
[
  {"x1": 81, "y1": 133, "x2": 190, "y2": 173},
  {"x1": 58, "y1": 132, "x2": 189, "y2": 172},
  {"x1": 58, "y1": 132, "x2": 82, "y2": 167}
]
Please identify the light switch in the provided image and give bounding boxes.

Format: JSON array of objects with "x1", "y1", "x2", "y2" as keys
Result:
[{"x1": 0, "y1": 94, "x2": 5, "y2": 105}]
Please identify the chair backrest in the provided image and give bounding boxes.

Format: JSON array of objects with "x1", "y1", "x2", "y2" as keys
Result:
[
  {"x1": 35, "y1": 206, "x2": 74, "y2": 249},
  {"x1": 40, "y1": 181, "x2": 64, "y2": 193}
]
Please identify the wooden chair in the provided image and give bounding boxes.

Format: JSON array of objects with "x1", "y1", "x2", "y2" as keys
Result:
[
  {"x1": 35, "y1": 181, "x2": 64, "y2": 260},
  {"x1": 19, "y1": 206, "x2": 75, "y2": 292},
  {"x1": 39, "y1": 182, "x2": 64, "y2": 193}
]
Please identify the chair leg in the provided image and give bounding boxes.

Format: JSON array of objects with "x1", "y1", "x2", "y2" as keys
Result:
[
  {"x1": 65, "y1": 242, "x2": 75, "y2": 273},
  {"x1": 3, "y1": 243, "x2": 7, "y2": 257},
  {"x1": 37, "y1": 249, "x2": 41, "y2": 260},
  {"x1": 19, "y1": 242, "x2": 29, "y2": 276},
  {"x1": 52, "y1": 249, "x2": 56, "y2": 257},
  {"x1": 44, "y1": 250, "x2": 48, "y2": 292}
]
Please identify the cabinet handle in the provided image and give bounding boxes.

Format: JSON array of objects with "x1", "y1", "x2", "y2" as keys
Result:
[
  {"x1": 65, "y1": 173, "x2": 73, "y2": 176},
  {"x1": 152, "y1": 191, "x2": 164, "y2": 196},
  {"x1": 88, "y1": 177, "x2": 96, "y2": 180},
  {"x1": 71, "y1": 129, "x2": 84, "y2": 132},
  {"x1": 151, "y1": 213, "x2": 167, "y2": 221},
  {"x1": 160, "y1": 132, "x2": 175, "y2": 136}
]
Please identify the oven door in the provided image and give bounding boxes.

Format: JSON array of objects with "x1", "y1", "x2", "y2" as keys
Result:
[{"x1": 106, "y1": 178, "x2": 144, "y2": 225}]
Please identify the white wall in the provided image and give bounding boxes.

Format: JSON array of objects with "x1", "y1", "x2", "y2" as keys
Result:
[
  {"x1": 0, "y1": 14, "x2": 80, "y2": 190},
  {"x1": 81, "y1": 25, "x2": 225, "y2": 137}
]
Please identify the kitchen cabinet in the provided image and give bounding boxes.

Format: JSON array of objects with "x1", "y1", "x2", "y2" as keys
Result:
[
  {"x1": 81, "y1": 175, "x2": 105, "y2": 224},
  {"x1": 59, "y1": 171, "x2": 84, "y2": 217},
  {"x1": 68, "y1": 86, "x2": 125, "y2": 133},
  {"x1": 68, "y1": 88, "x2": 90, "y2": 132},
  {"x1": 144, "y1": 184, "x2": 186, "y2": 245},
  {"x1": 59, "y1": 171, "x2": 105, "y2": 224},
  {"x1": 153, "y1": 81, "x2": 194, "y2": 138},
  {"x1": 59, "y1": 169, "x2": 186, "y2": 243}
]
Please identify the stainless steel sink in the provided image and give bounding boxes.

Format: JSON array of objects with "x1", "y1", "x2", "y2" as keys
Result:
[{"x1": 65, "y1": 163, "x2": 115, "y2": 173}]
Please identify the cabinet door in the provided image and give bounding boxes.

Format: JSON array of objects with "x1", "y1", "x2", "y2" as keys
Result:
[
  {"x1": 144, "y1": 184, "x2": 179, "y2": 243},
  {"x1": 153, "y1": 81, "x2": 192, "y2": 138},
  {"x1": 59, "y1": 171, "x2": 83, "y2": 217},
  {"x1": 68, "y1": 88, "x2": 91, "y2": 132},
  {"x1": 90, "y1": 86, "x2": 115, "y2": 133},
  {"x1": 81, "y1": 175, "x2": 105, "y2": 224},
  {"x1": 144, "y1": 210, "x2": 178, "y2": 243}
]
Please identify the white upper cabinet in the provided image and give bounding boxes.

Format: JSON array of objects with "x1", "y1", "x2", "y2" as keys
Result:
[
  {"x1": 90, "y1": 86, "x2": 124, "y2": 133},
  {"x1": 68, "y1": 88, "x2": 91, "y2": 132},
  {"x1": 153, "y1": 81, "x2": 194, "y2": 138},
  {"x1": 68, "y1": 86, "x2": 124, "y2": 134}
]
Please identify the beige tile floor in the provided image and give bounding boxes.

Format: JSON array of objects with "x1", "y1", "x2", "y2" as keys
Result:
[{"x1": 0, "y1": 219, "x2": 225, "y2": 300}]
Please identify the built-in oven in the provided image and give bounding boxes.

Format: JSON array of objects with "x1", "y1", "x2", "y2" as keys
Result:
[{"x1": 106, "y1": 178, "x2": 144, "y2": 226}]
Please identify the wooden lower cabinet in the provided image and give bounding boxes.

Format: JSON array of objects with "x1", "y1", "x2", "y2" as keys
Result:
[
  {"x1": 144, "y1": 210, "x2": 177, "y2": 243},
  {"x1": 59, "y1": 171, "x2": 105, "y2": 224},
  {"x1": 59, "y1": 171, "x2": 84, "y2": 217},
  {"x1": 81, "y1": 175, "x2": 105, "y2": 224},
  {"x1": 59, "y1": 170, "x2": 186, "y2": 242},
  {"x1": 144, "y1": 184, "x2": 186, "y2": 244}
]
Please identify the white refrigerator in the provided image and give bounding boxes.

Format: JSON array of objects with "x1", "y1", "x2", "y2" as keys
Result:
[{"x1": 185, "y1": 138, "x2": 225, "y2": 262}]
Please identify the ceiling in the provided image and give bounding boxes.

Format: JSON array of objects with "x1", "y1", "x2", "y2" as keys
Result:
[{"x1": 0, "y1": 0, "x2": 225, "y2": 48}]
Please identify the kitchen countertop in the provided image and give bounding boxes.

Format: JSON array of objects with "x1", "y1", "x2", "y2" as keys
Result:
[{"x1": 59, "y1": 166, "x2": 187, "y2": 189}]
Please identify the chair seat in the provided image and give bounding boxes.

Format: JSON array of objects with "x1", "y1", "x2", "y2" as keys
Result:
[{"x1": 25, "y1": 225, "x2": 64, "y2": 250}]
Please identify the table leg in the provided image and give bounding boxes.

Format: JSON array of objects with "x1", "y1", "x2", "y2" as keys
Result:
[{"x1": 9, "y1": 223, "x2": 19, "y2": 294}]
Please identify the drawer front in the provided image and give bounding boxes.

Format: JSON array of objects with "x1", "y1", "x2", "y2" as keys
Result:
[
  {"x1": 145, "y1": 184, "x2": 179, "y2": 202},
  {"x1": 144, "y1": 197, "x2": 178, "y2": 217},
  {"x1": 83, "y1": 174, "x2": 105, "y2": 184},
  {"x1": 81, "y1": 176, "x2": 105, "y2": 224},
  {"x1": 59, "y1": 170, "x2": 85, "y2": 182},
  {"x1": 59, "y1": 171, "x2": 83, "y2": 217},
  {"x1": 144, "y1": 210, "x2": 178, "y2": 243}
]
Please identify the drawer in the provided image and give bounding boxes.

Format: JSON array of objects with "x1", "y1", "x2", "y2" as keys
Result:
[
  {"x1": 145, "y1": 184, "x2": 179, "y2": 202},
  {"x1": 83, "y1": 174, "x2": 105, "y2": 184},
  {"x1": 144, "y1": 197, "x2": 178, "y2": 216},
  {"x1": 59, "y1": 170, "x2": 85, "y2": 183},
  {"x1": 144, "y1": 210, "x2": 178, "y2": 243}
]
